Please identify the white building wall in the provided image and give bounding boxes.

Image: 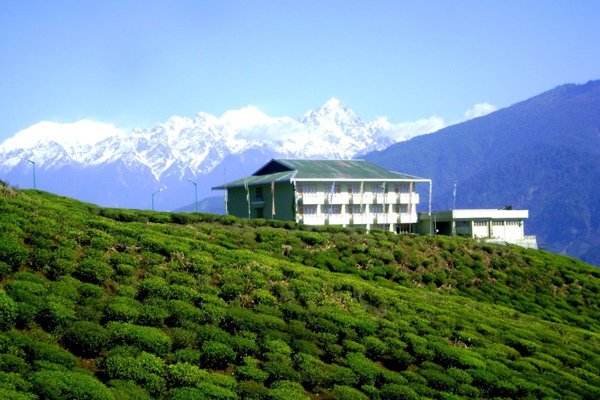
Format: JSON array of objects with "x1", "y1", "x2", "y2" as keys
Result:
[
  {"x1": 472, "y1": 221, "x2": 490, "y2": 239},
  {"x1": 295, "y1": 179, "x2": 421, "y2": 231}
]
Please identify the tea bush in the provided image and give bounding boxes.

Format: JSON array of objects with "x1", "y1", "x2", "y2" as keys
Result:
[{"x1": 0, "y1": 190, "x2": 599, "y2": 399}]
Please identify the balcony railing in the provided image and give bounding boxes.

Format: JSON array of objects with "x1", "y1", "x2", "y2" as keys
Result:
[{"x1": 297, "y1": 191, "x2": 420, "y2": 206}]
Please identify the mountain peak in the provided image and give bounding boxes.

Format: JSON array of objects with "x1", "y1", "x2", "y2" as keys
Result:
[
  {"x1": 321, "y1": 97, "x2": 344, "y2": 109},
  {"x1": 301, "y1": 97, "x2": 361, "y2": 127}
]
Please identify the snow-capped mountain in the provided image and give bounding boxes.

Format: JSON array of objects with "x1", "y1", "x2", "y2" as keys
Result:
[{"x1": 0, "y1": 99, "x2": 420, "y2": 210}]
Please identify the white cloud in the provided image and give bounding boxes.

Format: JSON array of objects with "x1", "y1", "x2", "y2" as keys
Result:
[
  {"x1": 463, "y1": 102, "x2": 498, "y2": 120},
  {"x1": 375, "y1": 116, "x2": 446, "y2": 142},
  {"x1": 1, "y1": 120, "x2": 124, "y2": 151}
]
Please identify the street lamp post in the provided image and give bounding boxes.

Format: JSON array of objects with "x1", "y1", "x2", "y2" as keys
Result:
[
  {"x1": 187, "y1": 178, "x2": 198, "y2": 213},
  {"x1": 152, "y1": 188, "x2": 164, "y2": 211}
]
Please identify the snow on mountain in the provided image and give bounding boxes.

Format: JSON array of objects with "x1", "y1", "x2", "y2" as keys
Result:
[
  {"x1": 0, "y1": 98, "x2": 442, "y2": 209},
  {"x1": 1, "y1": 98, "x2": 398, "y2": 179}
]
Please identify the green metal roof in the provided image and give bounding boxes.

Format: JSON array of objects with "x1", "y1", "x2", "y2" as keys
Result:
[
  {"x1": 212, "y1": 170, "x2": 296, "y2": 190},
  {"x1": 212, "y1": 159, "x2": 426, "y2": 190},
  {"x1": 273, "y1": 159, "x2": 421, "y2": 180}
]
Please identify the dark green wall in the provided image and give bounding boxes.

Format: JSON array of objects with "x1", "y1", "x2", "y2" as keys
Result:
[{"x1": 226, "y1": 183, "x2": 295, "y2": 221}]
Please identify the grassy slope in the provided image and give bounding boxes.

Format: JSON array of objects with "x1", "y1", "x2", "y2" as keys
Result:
[{"x1": 0, "y1": 186, "x2": 599, "y2": 399}]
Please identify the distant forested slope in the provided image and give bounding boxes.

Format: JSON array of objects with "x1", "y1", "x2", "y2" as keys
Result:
[{"x1": 365, "y1": 80, "x2": 600, "y2": 266}]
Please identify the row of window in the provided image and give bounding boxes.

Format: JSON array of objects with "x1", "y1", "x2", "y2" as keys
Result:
[
  {"x1": 466, "y1": 220, "x2": 523, "y2": 227},
  {"x1": 299, "y1": 204, "x2": 409, "y2": 215},
  {"x1": 297, "y1": 182, "x2": 412, "y2": 195}
]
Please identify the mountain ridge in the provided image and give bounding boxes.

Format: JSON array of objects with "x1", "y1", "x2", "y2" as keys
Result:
[
  {"x1": 364, "y1": 80, "x2": 600, "y2": 265},
  {"x1": 0, "y1": 99, "x2": 408, "y2": 210}
]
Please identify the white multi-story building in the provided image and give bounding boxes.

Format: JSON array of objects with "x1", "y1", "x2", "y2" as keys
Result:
[{"x1": 213, "y1": 159, "x2": 431, "y2": 233}]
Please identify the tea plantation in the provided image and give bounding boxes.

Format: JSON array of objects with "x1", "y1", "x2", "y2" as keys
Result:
[{"x1": 0, "y1": 183, "x2": 599, "y2": 399}]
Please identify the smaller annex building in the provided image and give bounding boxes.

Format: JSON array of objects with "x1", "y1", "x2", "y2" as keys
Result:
[
  {"x1": 213, "y1": 159, "x2": 431, "y2": 233},
  {"x1": 416, "y1": 209, "x2": 538, "y2": 249}
]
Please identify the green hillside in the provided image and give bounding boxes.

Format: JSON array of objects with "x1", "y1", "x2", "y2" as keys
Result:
[
  {"x1": 364, "y1": 80, "x2": 600, "y2": 266},
  {"x1": 1, "y1": 184, "x2": 599, "y2": 399}
]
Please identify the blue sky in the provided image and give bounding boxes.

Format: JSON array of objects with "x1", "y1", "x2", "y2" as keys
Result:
[{"x1": 1, "y1": 0, "x2": 599, "y2": 142}]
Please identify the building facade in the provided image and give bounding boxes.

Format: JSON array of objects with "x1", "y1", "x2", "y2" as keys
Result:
[
  {"x1": 213, "y1": 159, "x2": 431, "y2": 233},
  {"x1": 416, "y1": 209, "x2": 538, "y2": 249}
]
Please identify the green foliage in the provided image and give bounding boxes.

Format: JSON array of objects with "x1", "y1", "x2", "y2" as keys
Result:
[
  {"x1": 166, "y1": 362, "x2": 203, "y2": 387},
  {"x1": 76, "y1": 256, "x2": 114, "y2": 284},
  {"x1": 63, "y1": 321, "x2": 109, "y2": 356},
  {"x1": 108, "y1": 322, "x2": 172, "y2": 356},
  {"x1": 106, "y1": 296, "x2": 142, "y2": 322},
  {"x1": 0, "y1": 292, "x2": 17, "y2": 331},
  {"x1": 0, "y1": 190, "x2": 599, "y2": 399},
  {"x1": 201, "y1": 340, "x2": 236, "y2": 369},
  {"x1": 332, "y1": 385, "x2": 370, "y2": 400},
  {"x1": 30, "y1": 369, "x2": 115, "y2": 400}
]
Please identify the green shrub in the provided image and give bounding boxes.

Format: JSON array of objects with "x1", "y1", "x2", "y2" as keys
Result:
[
  {"x1": 0, "y1": 262, "x2": 12, "y2": 279},
  {"x1": 364, "y1": 335, "x2": 388, "y2": 359},
  {"x1": 108, "y1": 322, "x2": 172, "y2": 356},
  {"x1": 268, "y1": 380, "x2": 309, "y2": 400},
  {"x1": 104, "y1": 351, "x2": 165, "y2": 383},
  {"x1": 137, "y1": 277, "x2": 171, "y2": 300},
  {"x1": 106, "y1": 297, "x2": 142, "y2": 322},
  {"x1": 30, "y1": 369, "x2": 115, "y2": 400},
  {"x1": 166, "y1": 362, "x2": 203, "y2": 387},
  {"x1": 0, "y1": 387, "x2": 36, "y2": 400},
  {"x1": 138, "y1": 303, "x2": 170, "y2": 327},
  {"x1": 108, "y1": 379, "x2": 152, "y2": 400},
  {"x1": 38, "y1": 300, "x2": 76, "y2": 331},
  {"x1": 201, "y1": 340, "x2": 236, "y2": 369},
  {"x1": 76, "y1": 257, "x2": 114, "y2": 284},
  {"x1": 167, "y1": 300, "x2": 203, "y2": 326},
  {"x1": 0, "y1": 236, "x2": 28, "y2": 269},
  {"x1": 294, "y1": 352, "x2": 327, "y2": 388},
  {"x1": 346, "y1": 352, "x2": 382, "y2": 386},
  {"x1": 420, "y1": 367, "x2": 457, "y2": 391},
  {"x1": 169, "y1": 327, "x2": 198, "y2": 350},
  {"x1": 63, "y1": 321, "x2": 109, "y2": 356},
  {"x1": 238, "y1": 380, "x2": 269, "y2": 400},
  {"x1": 167, "y1": 387, "x2": 206, "y2": 400},
  {"x1": 23, "y1": 339, "x2": 76, "y2": 368},
  {"x1": 0, "y1": 292, "x2": 17, "y2": 331},
  {"x1": 235, "y1": 358, "x2": 269, "y2": 383},
  {"x1": 332, "y1": 385, "x2": 370, "y2": 400},
  {"x1": 79, "y1": 283, "x2": 104, "y2": 299},
  {"x1": 379, "y1": 383, "x2": 419, "y2": 400},
  {"x1": 0, "y1": 354, "x2": 29, "y2": 373},
  {"x1": 327, "y1": 364, "x2": 358, "y2": 386},
  {"x1": 49, "y1": 277, "x2": 81, "y2": 302},
  {"x1": 172, "y1": 348, "x2": 201, "y2": 365}
]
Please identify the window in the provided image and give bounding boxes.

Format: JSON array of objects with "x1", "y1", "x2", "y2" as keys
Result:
[
  {"x1": 492, "y1": 221, "x2": 504, "y2": 226},
  {"x1": 255, "y1": 187, "x2": 264, "y2": 201},
  {"x1": 256, "y1": 207, "x2": 264, "y2": 218},
  {"x1": 321, "y1": 204, "x2": 342, "y2": 214},
  {"x1": 348, "y1": 205, "x2": 362, "y2": 214},
  {"x1": 394, "y1": 184, "x2": 410, "y2": 193},
  {"x1": 371, "y1": 204, "x2": 384, "y2": 214},
  {"x1": 300, "y1": 205, "x2": 317, "y2": 215},
  {"x1": 372, "y1": 184, "x2": 384, "y2": 194},
  {"x1": 299, "y1": 184, "x2": 316, "y2": 194},
  {"x1": 325, "y1": 204, "x2": 342, "y2": 214},
  {"x1": 393, "y1": 204, "x2": 408, "y2": 214},
  {"x1": 348, "y1": 184, "x2": 361, "y2": 194},
  {"x1": 474, "y1": 221, "x2": 487, "y2": 227}
]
